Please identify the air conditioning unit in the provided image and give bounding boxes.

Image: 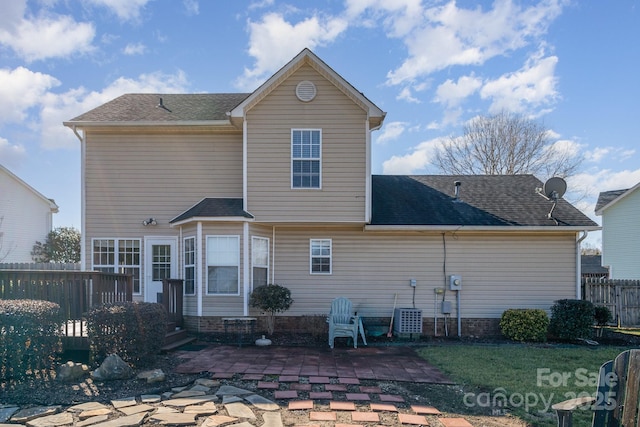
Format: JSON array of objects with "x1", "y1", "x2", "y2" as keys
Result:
[{"x1": 393, "y1": 308, "x2": 423, "y2": 334}]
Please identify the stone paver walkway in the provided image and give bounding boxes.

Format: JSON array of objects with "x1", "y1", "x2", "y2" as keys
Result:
[{"x1": 0, "y1": 345, "x2": 480, "y2": 426}]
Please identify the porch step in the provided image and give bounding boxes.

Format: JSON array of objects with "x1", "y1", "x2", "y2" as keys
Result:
[{"x1": 162, "y1": 328, "x2": 196, "y2": 352}]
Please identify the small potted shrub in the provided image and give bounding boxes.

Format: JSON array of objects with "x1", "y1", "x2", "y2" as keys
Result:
[{"x1": 249, "y1": 284, "x2": 293, "y2": 336}]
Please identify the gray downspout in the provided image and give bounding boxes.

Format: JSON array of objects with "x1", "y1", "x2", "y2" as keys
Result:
[{"x1": 576, "y1": 231, "x2": 588, "y2": 299}]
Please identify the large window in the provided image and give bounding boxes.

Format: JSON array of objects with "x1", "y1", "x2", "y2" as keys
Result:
[
  {"x1": 310, "y1": 239, "x2": 332, "y2": 274},
  {"x1": 183, "y1": 237, "x2": 196, "y2": 295},
  {"x1": 292, "y1": 129, "x2": 321, "y2": 188},
  {"x1": 92, "y1": 238, "x2": 141, "y2": 294},
  {"x1": 252, "y1": 237, "x2": 269, "y2": 290},
  {"x1": 206, "y1": 236, "x2": 239, "y2": 295}
]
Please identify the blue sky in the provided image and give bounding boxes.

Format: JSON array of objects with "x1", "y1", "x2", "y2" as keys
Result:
[{"x1": 1, "y1": 0, "x2": 638, "y2": 249}]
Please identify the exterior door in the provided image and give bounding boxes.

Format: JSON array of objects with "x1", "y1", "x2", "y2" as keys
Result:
[{"x1": 144, "y1": 237, "x2": 177, "y2": 303}]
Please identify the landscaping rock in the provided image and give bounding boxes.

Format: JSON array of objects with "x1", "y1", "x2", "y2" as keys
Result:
[
  {"x1": 91, "y1": 355, "x2": 133, "y2": 381},
  {"x1": 57, "y1": 361, "x2": 90, "y2": 382},
  {"x1": 137, "y1": 368, "x2": 165, "y2": 384}
]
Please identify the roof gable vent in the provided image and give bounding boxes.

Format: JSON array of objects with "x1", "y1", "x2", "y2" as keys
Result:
[{"x1": 295, "y1": 80, "x2": 317, "y2": 102}]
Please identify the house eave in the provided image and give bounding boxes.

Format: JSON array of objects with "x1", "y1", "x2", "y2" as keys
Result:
[
  {"x1": 364, "y1": 224, "x2": 602, "y2": 232},
  {"x1": 170, "y1": 216, "x2": 255, "y2": 227},
  {"x1": 63, "y1": 120, "x2": 232, "y2": 128},
  {"x1": 595, "y1": 182, "x2": 640, "y2": 215}
]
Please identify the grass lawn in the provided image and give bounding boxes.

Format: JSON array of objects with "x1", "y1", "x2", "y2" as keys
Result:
[{"x1": 418, "y1": 343, "x2": 630, "y2": 427}]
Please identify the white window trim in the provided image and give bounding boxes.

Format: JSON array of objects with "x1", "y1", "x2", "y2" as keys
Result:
[
  {"x1": 310, "y1": 238, "x2": 332, "y2": 275},
  {"x1": 251, "y1": 236, "x2": 270, "y2": 291},
  {"x1": 91, "y1": 238, "x2": 142, "y2": 295},
  {"x1": 205, "y1": 235, "x2": 240, "y2": 296},
  {"x1": 291, "y1": 128, "x2": 322, "y2": 190},
  {"x1": 183, "y1": 236, "x2": 196, "y2": 296}
]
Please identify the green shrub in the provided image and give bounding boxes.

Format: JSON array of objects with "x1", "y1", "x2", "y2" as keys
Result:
[
  {"x1": 86, "y1": 302, "x2": 167, "y2": 367},
  {"x1": 594, "y1": 305, "x2": 612, "y2": 326},
  {"x1": 0, "y1": 299, "x2": 62, "y2": 380},
  {"x1": 499, "y1": 309, "x2": 549, "y2": 342},
  {"x1": 549, "y1": 299, "x2": 595, "y2": 340},
  {"x1": 249, "y1": 284, "x2": 293, "y2": 335}
]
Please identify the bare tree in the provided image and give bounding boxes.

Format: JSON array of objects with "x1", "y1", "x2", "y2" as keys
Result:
[{"x1": 434, "y1": 111, "x2": 582, "y2": 179}]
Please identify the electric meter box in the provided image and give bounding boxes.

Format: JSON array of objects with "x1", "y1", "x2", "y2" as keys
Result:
[{"x1": 449, "y1": 275, "x2": 462, "y2": 291}]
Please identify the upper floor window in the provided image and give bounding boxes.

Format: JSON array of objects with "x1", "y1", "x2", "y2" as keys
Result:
[{"x1": 292, "y1": 129, "x2": 321, "y2": 189}]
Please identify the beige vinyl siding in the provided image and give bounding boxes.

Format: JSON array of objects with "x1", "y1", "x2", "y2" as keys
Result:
[
  {"x1": 246, "y1": 64, "x2": 367, "y2": 222},
  {"x1": 601, "y1": 188, "x2": 640, "y2": 279},
  {"x1": 271, "y1": 227, "x2": 577, "y2": 319}
]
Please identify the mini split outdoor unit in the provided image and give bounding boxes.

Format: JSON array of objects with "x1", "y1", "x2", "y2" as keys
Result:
[{"x1": 393, "y1": 308, "x2": 423, "y2": 334}]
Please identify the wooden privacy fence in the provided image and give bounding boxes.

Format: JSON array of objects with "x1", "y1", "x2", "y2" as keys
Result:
[
  {"x1": 583, "y1": 277, "x2": 640, "y2": 327},
  {"x1": 0, "y1": 270, "x2": 132, "y2": 349}
]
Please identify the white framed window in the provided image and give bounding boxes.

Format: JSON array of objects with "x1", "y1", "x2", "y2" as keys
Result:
[
  {"x1": 310, "y1": 239, "x2": 332, "y2": 274},
  {"x1": 252, "y1": 236, "x2": 269, "y2": 290},
  {"x1": 92, "y1": 238, "x2": 141, "y2": 294},
  {"x1": 183, "y1": 237, "x2": 196, "y2": 296},
  {"x1": 292, "y1": 129, "x2": 321, "y2": 189},
  {"x1": 206, "y1": 235, "x2": 240, "y2": 295}
]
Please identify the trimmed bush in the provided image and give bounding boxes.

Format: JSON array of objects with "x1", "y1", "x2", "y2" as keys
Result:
[
  {"x1": 549, "y1": 299, "x2": 595, "y2": 340},
  {"x1": 594, "y1": 305, "x2": 612, "y2": 326},
  {"x1": 249, "y1": 284, "x2": 293, "y2": 335},
  {"x1": 86, "y1": 302, "x2": 167, "y2": 367},
  {"x1": 0, "y1": 299, "x2": 62, "y2": 380},
  {"x1": 500, "y1": 309, "x2": 549, "y2": 342}
]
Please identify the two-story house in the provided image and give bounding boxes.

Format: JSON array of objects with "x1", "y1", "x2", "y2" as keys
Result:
[
  {"x1": 596, "y1": 182, "x2": 640, "y2": 279},
  {"x1": 0, "y1": 165, "x2": 59, "y2": 263},
  {"x1": 64, "y1": 49, "x2": 598, "y2": 337}
]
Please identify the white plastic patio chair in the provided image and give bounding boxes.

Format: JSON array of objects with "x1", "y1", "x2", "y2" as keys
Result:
[{"x1": 328, "y1": 297, "x2": 360, "y2": 348}]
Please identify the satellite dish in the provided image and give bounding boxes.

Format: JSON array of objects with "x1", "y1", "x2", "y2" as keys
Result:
[{"x1": 542, "y1": 177, "x2": 567, "y2": 201}]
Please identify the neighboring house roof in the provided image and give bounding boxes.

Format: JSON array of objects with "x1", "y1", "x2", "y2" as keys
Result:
[
  {"x1": 65, "y1": 93, "x2": 250, "y2": 125},
  {"x1": 171, "y1": 198, "x2": 254, "y2": 225},
  {"x1": 0, "y1": 164, "x2": 59, "y2": 213},
  {"x1": 595, "y1": 182, "x2": 640, "y2": 215},
  {"x1": 581, "y1": 254, "x2": 609, "y2": 276},
  {"x1": 370, "y1": 175, "x2": 599, "y2": 229}
]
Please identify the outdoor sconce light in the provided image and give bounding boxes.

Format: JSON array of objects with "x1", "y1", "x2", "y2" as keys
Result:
[{"x1": 142, "y1": 218, "x2": 157, "y2": 226}]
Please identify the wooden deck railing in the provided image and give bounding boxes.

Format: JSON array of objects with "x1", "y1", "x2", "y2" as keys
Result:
[
  {"x1": 162, "y1": 278, "x2": 184, "y2": 328},
  {"x1": 0, "y1": 270, "x2": 132, "y2": 349}
]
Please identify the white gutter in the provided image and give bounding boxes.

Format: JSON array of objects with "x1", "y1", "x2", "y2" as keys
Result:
[
  {"x1": 576, "y1": 231, "x2": 589, "y2": 299},
  {"x1": 63, "y1": 120, "x2": 232, "y2": 128}
]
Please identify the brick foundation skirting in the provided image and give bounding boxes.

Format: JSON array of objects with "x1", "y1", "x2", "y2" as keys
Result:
[{"x1": 184, "y1": 315, "x2": 502, "y2": 338}]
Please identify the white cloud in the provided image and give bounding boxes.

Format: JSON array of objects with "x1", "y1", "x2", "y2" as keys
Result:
[
  {"x1": 123, "y1": 42, "x2": 146, "y2": 55},
  {"x1": 183, "y1": 0, "x2": 199, "y2": 16},
  {"x1": 0, "y1": 67, "x2": 60, "y2": 124},
  {"x1": 480, "y1": 53, "x2": 559, "y2": 113},
  {"x1": 236, "y1": 12, "x2": 348, "y2": 91},
  {"x1": 396, "y1": 87, "x2": 420, "y2": 103},
  {"x1": 0, "y1": 137, "x2": 27, "y2": 168},
  {"x1": 0, "y1": 12, "x2": 95, "y2": 62},
  {"x1": 585, "y1": 147, "x2": 610, "y2": 163},
  {"x1": 385, "y1": 0, "x2": 564, "y2": 85},
  {"x1": 87, "y1": 0, "x2": 152, "y2": 22},
  {"x1": 382, "y1": 137, "x2": 446, "y2": 174},
  {"x1": 376, "y1": 121, "x2": 408, "y2": 144},
  {"x1": 40, "y1": 70, "x2": 189, "y2": 150},
  {"x1": 434, "y1": 74, "x2": 483, "y2": 108}
]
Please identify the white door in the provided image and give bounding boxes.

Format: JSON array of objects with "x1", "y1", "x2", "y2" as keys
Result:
[{"x1": 144, "y1": 237, "x2": 178, "y2": 303}]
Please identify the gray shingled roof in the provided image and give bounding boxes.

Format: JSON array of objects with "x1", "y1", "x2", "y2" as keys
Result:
[
  {"x1": 67, "y1": 93, "x2": 250, "y2": 123},
  {"x1": 595, "y1": 189, "x2": 629, "y2": 212},
  {"x1": 581, "y1": 255, "x2": 609, "y2": 275},
  {"x1": 371, "y1": 175, "x2": 598, "y2": 227},
  {"x1": 171, "y1": 198, "x2": 253, "y2": 223}
]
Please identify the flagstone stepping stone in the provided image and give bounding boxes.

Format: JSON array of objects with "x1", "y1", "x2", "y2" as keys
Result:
[
  {"x1": 163, "y1": 395, "x2": 218, "y2": 407},
  {"x1": 224, "y1": 402, "x2": 256, "y2": 419},
  {"x1": 201, "y1": 415, "x2": 238, "y2": 427},
  {"x1": 244, "y1": 394, "x2": 279, "y2": 411},
  {"x1": 154, "y1": 407, "x2": 179, "y2": 414},
  {"x1": 117, "y1": 404, "x2": 155, "y2": 416},
  {"x1": 183, "y1": 402, "x2": 218, "y2": 416},
  {"x1": 222, "y1": 396, "x2": 243, "y2": 404},
  {"x1": 216, "y1": 385, "x2": 253, "y2": 396},
  {"x1": 140, "y1": 395, "x2": 161, "y2": 403},
  {"x1": 77, "y1": 415, "x2": 109, "y2": 427},
  {"x1": 225, "y1": 423, "x2": 253, "y2": 427},
  {"x1": 12, "y1": 406, "x2": 61, "y2": 423},
  {"x1": 195, "y1": 379, "x2": 219, "y2": 388},
  {"x1": 110, "y1": 397, "x2": 137, "y2": 409},
  {"x1": 26, "y1": 412, "x2": 73, "y2": 427},
  {"x1": 78, "y1": 408, "x2": 112, "y2": 419},
  {"x1": 68, "y1": 402, "x2": 109, "y2": 412},
  {"x1": 90, "y1": 413, "x2": 146, "y2": 427},
  {"x1": 261, "y1": 412, "x2": 283, "y2": 427},
  {"x1": 172, "y1": 389, "x2": 206, "y2": 398},
  {"x1": 190, "y1": 384, "x2": 212, "y2": 393},
  {"x1": 0, "y1": 407, "x2": 18, "y2": 423},
  {"x1": 149, "y1": 412, "x2": 197, "y2": 425}
]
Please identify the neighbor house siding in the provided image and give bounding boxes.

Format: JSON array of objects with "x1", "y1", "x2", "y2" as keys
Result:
[
  {"x1": 246, "y1": 64, "x2": 368, "y2": 223},
  {"x1": 601, "y1": 188, "x2": 640, "y2": 279},
  {"x1": 84, "y1": 130, "x2": 242, "y2": 262},
  {"x1": 269, "y1": 227, "x2": 577, "y2": 319}
]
